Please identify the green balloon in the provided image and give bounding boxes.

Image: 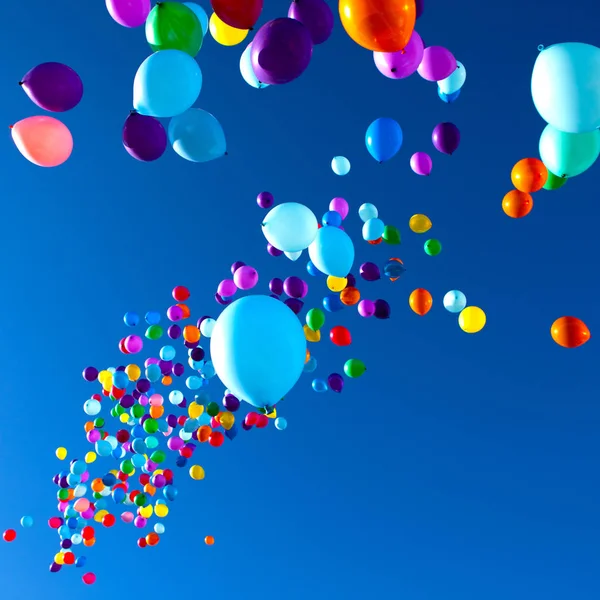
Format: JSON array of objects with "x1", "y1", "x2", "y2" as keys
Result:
[
  {"x1": 382, "y1": 224, "x2": 401, "y2": 245},
  {"x1": 306, "y1": 308, "x2": 325, "y2": 332},
  {"x1": 344, "y1": 358, "x2": 366, "y2": 378},
  {"x1": 543, "y1": 170, "x2": 567, "y2": 190},
  {"x1": 145, "y1": 2, "x2": 203, "y2": 57},
  {"x1": 145, "y1": 325, "x2": 163, "y2": 340},
  {"x1": 131, "y1": 404, "x2": 145, "y2": 419},
  {"x1": 120, "y1": 459, "x2": 135, "y2": 475},
  {"x1": 150, "y1": 450, "x2": 166, "y2": 464},
  {"x1": 93, "y1": 418, "x2": 105, "y2": 428},
  {"x1": 143, "y1": 417, "x2": 158, "y2": 434},
  {"x1": 134, "y1": 493, "x2": 147, "y2": 507},
  {"x1": 539, "y1": 125, "x2": 600, "y2": 178},
  {"x1": 424, "y1": 238, "x2": 442, "y2": 256},
  {"x1": 206, "y1": 401, "x2": 220, "y2": 417},
  {"x1": 58, "y1": 488, "x2": 70, "y2": 501}
]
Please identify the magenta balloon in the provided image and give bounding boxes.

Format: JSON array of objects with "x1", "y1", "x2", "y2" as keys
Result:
[
  {"x1": 373, "y1": 31, "x2": 424, "y2": 79},
  {"x1": 217, "y1": 279, "x2": 237, "y2": 298},
  {"x1": 417, "y1": 46, "x2": 457, "y2": 81},
  {"x1": 124, "y1": 335, "x2": 143, "y2": 354},
  {"x1": 122, "y1": 112, "x2": 167, "y2": 162},
  {"x1": 329, "y1": 197, "x2": 349, "y2": 220},
  {"x1": 288, "y1": 0, "x2": 334, "y2": 45},
  {"x1": 251, "y1": 18, "x2": 313, "y2": 85},
  {"x1": 20, "y1": 62, "x2": 83, "y2": 112},
  {"x1": 358, "y1": 299, "x2": 376, "y2": 318},
  {"x1": 432, "y1": 122, "x2": 461, "y2": 155},
  {"x1": 105, "y1": 0, "x2": 151, "y2": 27},
  {"x1": 233, "y1": 266, "x2": 259, "y2": 290},
  {"x1": 410, "y1": 152, "x2": 432, "y2": 176}
]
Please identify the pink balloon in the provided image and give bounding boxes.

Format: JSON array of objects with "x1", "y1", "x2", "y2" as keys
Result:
[
  {"x1": 11, "y1": 116, "x2": 73, "y2": 167},
  {"x1": 410, "y1": 152, "x2": 432, "y2": 176},
  {"x1": 329, "y1": 197, "x2": 349, "y2": 219},
  {"x1": 358, "y1": 299, "x2": 376, "y2": 317},
  {"x1": 121, "y1": 512, "x2": 134, "y2": 524},
  {"x1": 217, "y1": 279, "x2": 237, "y2": 298},
  {"x1": 124, "y1": 335, "x2": 144, "y2": 354},
  {"x1": 417, "y1": 46, "x2": 457, "y2": 81},
  {"x1": 373, "y1": 31, "x2": 424, "y2": 79},
  {"x1": 234, "y1": 265, "x2": 259, "y2": 290},
  {"x1": 105, "y1": 0, "x2": 151, "y2": 28}
]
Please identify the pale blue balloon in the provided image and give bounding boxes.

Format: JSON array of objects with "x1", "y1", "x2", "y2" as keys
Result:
[
  {"x1": 437, "y1": 87, "x2": 461, "y2": 103},
  {"x1": 531, "y1": 42, "x2": 600, "y2": 134},
  {"x1": 133, "y1": 50, "x2": 202, "y2": 118},
  {"x1": 95, "y1": 440, "x2": 112, "y2": 457},
  {"x1": 331, "y1": 156, "x2": 351, "y2": 175},
  {"x1": 201, "y1": 361, "x2": 216, "y2": 379},
  {"x1": 443, "y1": 290, "x2": 467, "y2": 313},
  {"x1": 362, "y1": 217, "x2": 385, "y2": 241},
  {"x1": 438, "y1": 61, "x2": 466, "y2": 95},
  {"x1": 112, "y1": 370, "x2": 129, "y2": 389},
  {"x1": 285, "y1": 250, "x2": 302, "y2": 261},
  {"x1": 308, "y1": 225, "x2": 355, "y2": 277},
  {"x1": 365, "y1": 117, "x2": 403, "y2": 162},
  {"x1": 539, "y1": 124, "x2": 600, "y2": 178},
  {"x1": 168, "y1": 109, "x2": 226, "y2": 163},
  {"x1": 262, "y1": 202, "x2": 318, "y2": 252},
  {"x1": 210, "y1": 295, "x2": 306, "y2": 409},
  {"x1": 83, "y1": 399, "x2": 101, "y2": 416},
  {"x1": 303, "y1": 356, "x2": 317, "y2": 372},
  {"x1": 240, "y1": 43, "x2": 269, "y2": 89},
  {"x1": 183, "y1": 2, "x2": 209, "y2": 35},
  {"x1": 312, "y1": 378, "x2": 328, "y2": 392},
  {"x1": 274, "y1": 417, "x2": 288, "y2": 430},
  {"x1": 160, "y1": 345, "x2": 176, "y2": 361},
  {"x1": 358, "y1": 203, "x2": 378, "y2": 222}
]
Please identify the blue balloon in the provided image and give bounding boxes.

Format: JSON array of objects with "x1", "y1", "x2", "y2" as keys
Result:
[
  {"x1": 133, "y1": 50, "x2": 202, "y2": 118},
  {"x1": 312, "y1": 378, "x2": 328, "y2": 392},
  {"x1": 20, "y1": 516, "x2": 33, "y2": 528},
  {"x1": 163, "y1": 485, "x2": 178, "y2": 502},
  {"x1": 183, "y1": 2, "x2": 209, "y2": 35},
  {"x1": 531, "y1": 42, "x2": 600, "y2": 134},
  {"x1": 322, "y1": 210, "x2": 342, "y2": 227},
  {"x1": 323, "y1": 293, "x2": 344, "y2": 312},
  {"x1": 112, "y1": 370, "x2": 129, "y2": 390},
  {"x1": 306, "y1": 260, "x2": 326, "y2": 277},
  {"x1": 210, "y1": 295, "x2": 306, "y2": 409},
  {"x1": 240, "y1": 42, "x2": 269, "y2": 89},
  {"x1": 362, "y1": 218, "x2": 385, "y2": 241},
  {"x1": 331, "y1": 156, "x2": 350, "y2": 175},
  {"x1": 438, "y1": 87, "x2": 460, "y2": 103},
  {"x1": 539, "y1": 124, "x2": 600, "y2": 178},
  {"x1": 303, "y1": 356, "x2": 317, "y2": 372},
  {"x1": 365, "y1": 117, "x2": 403, "y2": 162},
  {"x1": 438, "y1": 61, "x2": 466, "y2": 95},
  {"x1": 168, "y1": 109, "x2": 226, "y2": 163},
  {"x1": 262, "y1": 202, "x2": 318, "y2": 253},
  {"x1": 123, "y1": 311, "x2": 139, "y2": 327},
  {"x1": 308, "y1": 226, "x2": 355, "y2": 277},
  {"x1": 145, "y1": 311, "x2": 161, "y2": 324},
  {"x1": 358, "y1": 203, "x2": 378, "y2": 222},
  {"x1": 443, "y1": 290, "x2": 467, "y2": 313},
  {"x1": 274, "y1": 417, "x2": 287, "y2": 430}
]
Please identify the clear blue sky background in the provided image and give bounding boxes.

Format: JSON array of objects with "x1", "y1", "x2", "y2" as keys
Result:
[{"x1": 0, "y1": 1, "x2": 599, "y2": 598}]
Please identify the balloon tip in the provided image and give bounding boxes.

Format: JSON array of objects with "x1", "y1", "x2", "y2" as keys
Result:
[
  {"x1": 8, "y1": 125, "x2": 13, "y2": 129},
  {"x1": 18, "y1": 81, "x2": 23, "y2": 86}
]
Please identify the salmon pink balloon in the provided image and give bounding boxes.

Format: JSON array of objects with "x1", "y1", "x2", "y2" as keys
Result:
[
  {"x1": 11, "y1": 116, "x2": 73, "y2": 167},
  {"x1": 105, "y1": 0, "x2": 151, "y2": 28}
]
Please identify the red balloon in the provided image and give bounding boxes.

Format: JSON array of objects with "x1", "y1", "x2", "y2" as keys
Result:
[
  {"x1": 255, "y1": 414, "x2": 269, "y2": 428},
  {"x1": 209, "y1": 431, "x2": 225, "y2": 447},
  {"x1": 3, "y1": 529, "x2": 16, "y2": 542},
  {"x1": 172, "y1": 285, "x2": 190, "y2": 301},
  {"x1": 329, "y1": 325, "x2": 352, "y2": 346},
  {"x1": 82, "y1": 572, "x2": 96, "y2": 585},
  {"x1": 102, "y1": 514, "x2": 116, "y2": 528},
  {"x1": 211, "y1": 0, "x2": 263, "y2": 30}
]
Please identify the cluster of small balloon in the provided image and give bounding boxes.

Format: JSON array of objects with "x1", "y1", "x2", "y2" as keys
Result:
[{"x1": 11, "y1": 62, "x2": 83, "y2": 167}]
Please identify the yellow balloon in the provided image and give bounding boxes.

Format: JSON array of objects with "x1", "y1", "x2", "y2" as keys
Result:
[
  {"x1": 409, "y1": 214, "x2": 432, "y2": 234},
  {"x1": 55, "y1": 447, "x2": 67, "y2": 460},
  {"x1": 327, "y1": 275, "x2": 347, "y2": 292},
  {"x1": 125, "y1": 364, "x2": 141, "y2": 381},
  {"x1": 458, "y1": 306, "x2": 487, "y2": 333},
  {"x1": 94, "y1": 510, "x2": 108, "y2": 523},
  {"x1": 119, "y1": 413, "x2": 130, "y2": 424},
  {"x1": 85, "y1": 452, "x2": 96, "y2": 464},
  {"x1": 188, "y1": 401, "x2": 204, "y2": 420},
  {"x1": 189, "y1": 465, "x2": 205, "y2": 481},
  {"x1": 54, "y1": 552, "x2": 65, "y2": 565},
  {"x1": 98, "y1": 370, "x2": 111, "y2": 385},
  {"x1": 139, "y1": 505, "x2": 153, "y2": 519},
  {"x1": 303, "y1": 324, "x2": 321, "y2": 342},
  {"x1": 209, "y1": 13, "x2": 248, "y2": 46},
  {"x1": 266, "y1": 408, "x2": 277, "y2": 419},
  {"x1": 155, "y1": 503, "x2": 169, "y2": 518}
]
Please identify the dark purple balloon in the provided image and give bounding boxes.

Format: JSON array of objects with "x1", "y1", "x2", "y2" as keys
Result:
[
  {"x1": 184, "y1": 340, "x2": 199, "y2": 349},
  {"x1": 231, "y1": 261, "x2": 245, "y2": 275},
  {"x1": 346, "y1": 274, "x2": 356, "y2": 287},
  {"x1": 360, "y1": 262, "x2": 381, "y2": 281},
  {"x1": 269, "y1": 277, "x2": 284, "y2": 295},
  {"x1": 288, "y1": 0, "x2": 334, "y2": 45},
  {"x1": 283, "y1": 276, "x2": 305, "y2": 298},
  {"x1": 168, "y1": 324, "x2": 182, "y2": 339},
  {"x1": 159, "y1": 360, "x2": 172, "y2": 375},
  {"x1": 49, "y1": 562, "x2": 62, "y2": 573},
  {"x1": 82, "y1": 366, "x2": 98, "y2": 382},
  {"x1": 327, "y1": 373, "x2": 344, "y2": 393},
  {"x1": 136, "y1": 379, "x2": 151, "y2": 393},
  {"x1": 432, "y1": 122, "x2": 461, "y2": 155},
  {"x1": 267, "y1": 243, "x2": 283, "y2": 257},
  {"x1": 242, "y1": 422, "x2": 252, "y2": 431},
  {"x1": 172, "y1": 363, "x2": 185, "y2": 377},
  {"x1": 257, "y1": 191, "x2": 274, "y2": 209},
  {"x1": 285, "y1": 298, "x2": 304, "y2": 314},
  {"x1": 215, "y1": 292, "x2": 233, "y2": 306},
  {"x1": 223, "y1": 394, "x2": 240, "y2": 412},
  {"x1": 167, "y1": 414, "x2": 178, "y2": 428},
  {"x1": 191, "y1": 347, "x2": 205, "y2": 361},
  {"x1": 20, "y1": 62, "x2": 83, "y2": 112},
  {"x1": 251, "y1": 18, "x2": 314, "y2": 85},
  {"x1": 120, "y1": 395, "x2": 135, "y2": 409},
  {"x1": 122, "y1": 112, "x2": 167, "y2": 162},
  {"x1": 415, "y1": 0, "x2": 424, "y2": 18},
  {"x1": 374, "y1": 299, "x2": 391, "y2": 319}
]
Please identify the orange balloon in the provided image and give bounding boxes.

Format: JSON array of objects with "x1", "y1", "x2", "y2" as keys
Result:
[
  {"x1": 198, "y1": 425, "x2": 212, "y2": 443},
  {"x1": 339, "y1": 0, "x2": 416, "y2": 52},
  {"x1": 149, "y1": 405, "x2": 164, "y2": 419},
  {"x1": 502, "y1": 190, "x2": 533, "y2": 218},
  {"x1": 340, "y1": 286, "x2": 360, "y2": 306},
  {"x1": 409, "y1": 288, "x2": 432, "y2": 316},
  {"x1": 305, "y1": 349, "x2": 311, "y2": 363},
  {"x1": 550, "y1": 317, "x2": 591, "y2": 348},
  {"x1": 146, "y1": 532, "x2": 160, "y2": 546},
  {"x1": 11, "y1": 116, "x2": 73, "y2": 167},
  {"x1": 161, "y1": 375, "x2": 172, "y2": 386},
  {"x1": 177, "y1": 303, "x2": 191, "y2": 319},
  {"x1": 511, "y1": 158, "x2": 548, "y2": 193},
  {"x1": 183, "y1": 325, "x2": 200, "y2": 343},
  {"x1": 205, "y1": 535, "x2": 215, "y2": 546}
]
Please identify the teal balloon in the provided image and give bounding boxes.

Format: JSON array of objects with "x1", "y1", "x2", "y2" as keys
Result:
[
  {"x1": 168, "y1": 109, "x2": 226, "y2": 163},
  {"x1": 133, "y1": 50, "x2": 202, "y2": 118},
  {"x1": 210, "y1": 295, "x2": 306, "y2": 409},
  {"x1": 308, "y1": 226, "x2": 355, "y2": 277},
  {"x1": 331, "y1": 156, "x2": 350, "y2": 175},
  {"x1": 240, "y1": 42, "x2": 269, "y2": 89},
  {"x1": 438, "y1": 61, "x2": 466, "y2": 95},
  {"x1": 362, "y1": 217, "x2": 385, "y2": 241},
  {"x1": 365, "y1": 117, "x2": 403, "y2": 162},
  {"x1": 262, "y1": 202, "x2": 318, "y2": 252},
  {"x1": 531, "y1": 43, "x2": 600, "y2": 134},
  {"x1": 539, "y1": 124, "x2": 600, "y2": 178},
  {"x1": 183, "y1": 2, "x2": 209, "y2": 35}
]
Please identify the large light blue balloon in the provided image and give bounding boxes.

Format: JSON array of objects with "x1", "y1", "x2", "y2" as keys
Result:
[
  {"x1": 210, "y1": 295, "x2": 306, "y2": 409},
  {"x1": 133, "y1": 50, "x2": 202, "y2": 118},
  {"x1": 240, "y1": 43, "x2": 269, "y2": 89},
  {"x1": 531, "y1": 43, "x2": 600, "y2": 134},
  {"x1": 262, "y1": 202, "x2": 318, "y2": 252},
  {"x1": 308, "y1": 225, "x2": 355, "y2": 278},
  {"x1": 365, "y1": 117, "x2": 403, "y2": 163},
  {"x1": 331, "y1": 156, "x2": 351, "y2": 175},
  {"x1": 183, "y1": 2, "x2": 209, "y2": 35},
  {"x1": 438, "y1": 61, "x2": 466, "y2": 95},
  {"x1": 539, "y1": 124, "x2": 600, "y2": 178},
  {"x1": 168, "y1": 109, "x2": 226, "y2": 162}
]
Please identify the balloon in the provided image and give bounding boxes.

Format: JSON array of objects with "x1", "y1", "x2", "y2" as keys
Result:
[
  {"x1": 322, "y1": 210, "x2": 343, "y2": 227},
  {"x1": 251, "y1": 18, "x2": 313, "y2": 85},
  {"x1": 344, "y1": 358, "x2": 366, "y2": 378},
  {"x1": 458, "y1": 306, "x2": 486, "y2": 334},
  {"x1": 285, "y1": 250, "x2": 303, "y2": 261},
  {"x1": 209, "y1": 12, "x2": 248, "y2": 46},
  {"x1": 339, "y1": 0, "x2": 417, "y2": 53},
  {"x1": 262, "y1": 203, "x2": 318, "y2": 252},
  {"x1": 438, "y1": 87, "x2": 460, "y2": 103},
  {"x1": 431, "y1": 122, "x2": 460, "y2": 155},
  {"x1": 331, "y1": 156, "x2": 351, "y2": 175},
  {"x1": 327, "y1": 373, "x2": 344, "y2": 393},
  {"x1": 365, "y1": 117, "x2": 403, "y2": 162},
  {"x1": 417, "y1": 46, "x2": 457, "y2": 81},
  {"x1": 511, "y1": 158, "x2": 548, "y2": 192},
  {"x1": 531, "y1": 43, "x2": 600, "y2": 134},
  {"x1": 275, "y1": 417, "x2": 288, "y2": 430},
  {"x1": 362, "y1": 218, "x2": 385, "y2": 241},
  {"x1": 306, "y1": 308, "x2": 325, "y2": 331},
  {"x1": 211, "y1": 0, "x2": 263, "y2": 30},
  {"x1": 550, "y1": 316, "x2": 591, "y2": 349},
  {"x1": 502, "y1": 190, "x2": 533, "y2": 218},
  {"x1": 329, "y1": 197, "x2": 349, "y2": 219},
  {"x1": 424, "y1": 239, "x2": 441, "y2": 256},
  {"x1": 56, "y1": 447, "x2": 67, "y2": 460},
  {"x1": 359, "y1": 262, "x2": 380, "y2": 281},
  {"x1": 373, "y1": 30, "x2": 423, "y2": 79},
  {"x1": 168, "y1": 109, "x2": 226, "y2": 163},
  {"x1": 210, "y1": 295, "x2": 306, "y2": 408},
  {"x1": 358, "y1": 299, "x2": 375, "y2": 317},
  {"x1": 409, "y1": 288, "x2": 432, "y2": 316},
  {"x1": 312, "y1": 378, "x2": 328, "y2": 392},
  {"x1": 288, "y1": 0, "x2": 334, "y2": 45},
  {"x1": 133, "y1": 50, "x2": 202, "y2": 118},
  {"x1": 257, "y1": 191, "x2": 274, "y2": 208},
  {"x1": 323, "y1": 293, "x2": 344, "y2": 312},
  {"x1": 329, "y1": 325, "x2": 351, "y2": 346},
  {"x1": 443, "y1": 290, "x2": 466, "y2": 313},
  {"x1": 539, "y1": 125, "x2": 600, "y2": 178},
  {"x1": 382, "y1": 225, "x2": 401, "y2": 245},
  {"x1": 409, "y1": 213, "x2": 431, "y2": 233},
  {"x1": 327, "y1": 276, "x2": 347, "y2": 292},
  {"x1": 122, "y1": 112, "x2": 167, "y2": 162},
  {"x1": 438, "y1": 61, "x2": 466, "y2": 95},
  {"x1": 358, "y1": 203, "x2": 378, "y2": 222},
  {"x1": 240, "y1": 43, "x2": 269, "y2": 89},
  {"x1": 184, "y1": 3, "x2": 209, "y2": 34},
  {"x1": 20, "y1": 516, "x2": 33, "y2": 528},
  {"x1": 234, "y1": 266, "x2": 258, "y2": 290},
  {"x1": 105, "y1": 0, "x2": 151, "y2": 27},
  {"x1": 410, "y1": 152, "x2": 432, "y2": 176},
  {"x1": 11, "y1": 116, "x2": 73, "y2": 167},
  {"x1": 20, "y1": 62, "x2": 83, "y2": 112},
  {"x1": 308, "y1": 226, "x2": 355, "y2": 277},
  {"x1": 543, "y1": 171, "x2": 567, "y2": 190},
  {"x1": 374, "y1": 299, "x2": 391, "y2": 319},
  {"x1": 3, "y1": 530, "x2": 16, "y2": 542},
  {"x1": 146, "y1": 3, "x2": 203, "y2": 56},
  {"x1": 415, "y1": 0, "x2": 423, "y2": 18}
]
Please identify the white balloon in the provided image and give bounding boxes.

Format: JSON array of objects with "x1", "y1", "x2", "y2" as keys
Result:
[{"x1": 240, "y1": 42, "x2": 269, "y2": 89}]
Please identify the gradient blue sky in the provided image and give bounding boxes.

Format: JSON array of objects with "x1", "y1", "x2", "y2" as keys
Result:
[{"x1": 0, "y1": 1, "x2": 599, "y2": 598}]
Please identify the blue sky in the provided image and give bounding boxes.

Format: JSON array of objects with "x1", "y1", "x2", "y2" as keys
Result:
[{"x1": 0, "y1": 1, "x2": 599, "y2": 599}]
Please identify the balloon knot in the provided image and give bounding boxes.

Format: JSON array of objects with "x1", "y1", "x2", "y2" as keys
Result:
[
  {"x1": 390, "y1": 68, "x2": 397, "y2": 73},
  {"x1": 18, "y1": 81, "x2": 24, "y2": 86},
  {"x1": 129, "y1": 109, "x2": 137, "y2": 115},
  {"x1": 537, "y1": 44, "x2": 545, "y2": 52},
  {"x1": 8, "y1": 125, "x2": 13, "y2": 129},
  {"x1": 224, "y1": 151, "x2": 228, "y2": 156}
]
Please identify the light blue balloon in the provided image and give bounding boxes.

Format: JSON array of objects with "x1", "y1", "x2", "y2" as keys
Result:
[
  {"x1": 168, "y1": 109, "x2": 226, "y2": 163},
  {"x1": 133, "y1": 50, "x2": 202, "y2": 118},
  {"x1": 160, "y1": 345, "x2": 176, "y2": 361},
  {"x1": 169, "y1": 390, "x2": 184, "y2": 405},
  {"x1": 438, "y1": 61, "x2": 466, "y2": 95},
  {"x1": 201, "y1": 361, "x2": 216, "y2": 379},
  {"x1": 210, "y1": 295, "x2": 306, "y2": 409},
  {"x1": 362, "y1": 217, "x2": 385, "y2": 241},
  {"x1": 146, "y1": 436, "x2": 159, "y2": 449},
  {"x1": 20, "y1": 516, "x2": 33, "y2": 528},
  {"x1": 70, "y1": 460, "x2": 86, "y2": 475},
  {"x1": 539, "y1": 124, "x2": 600, "y2": 178},
  {"x1": 531, "y1": 42, "x2": 600, "y2": 134},
  {"x1": 438, "y1": 87, "x2": 460, "y2": 103},
  {"x1": 154, "y1": 523, "x2": 166, "y2": 534},
  {"x1": 365, "y1": 117, "x2": 403, "y2": 162},
  {"x1": 262, "y1": 202, "x2": 318, "y2": 253},
  {"x1": 112, "y1": 370, "x2": 129, "y2": 390},
  {"x1": 331, "y1": 156, "x2": 351, "y2": 175},
  {"x1": 274, "y1": 417, "x2": 287, "y2": 430},
  {"x1": 443, "y1": 290, "x2": 467, "y2": 313},
  {"x1": 312, "y1": 378, "x2": 328, "y2": 392},
  {"x1": 132, "y1": 454, "x2": 146, "y2": 468},
  {"x1": 95, "y1": 440, "x2": 112, "y2": 457},
  {"x1": 358, "y1": 203, "x2": 378, "y2": 222},
  {"x1": 186, "y1": 375, "x2": 202, "y2": 389},
  {"x1": 146, "y1": 363, "x2": 161, "y2": 382},
  {"x1": 183, "y1": 2, "x2": 208, "y2": 35},
  {"x1": 240, "y1": 42, "x2": 269, "y2": 89},
  {"x1": 308, "y1": 225, "x2": 355, "y2": 278},
  {"x1": 132, "y1": 438, "x2": 147, "y2": 454},
  {"x1": 83, "y1": 399, "x2": 101, "y2": 416},
  {"x1": 285, "y1": 250, "x2": 302, "y2": 261},
  {"x1": 303, "y1": 356, "x2": 317, "y2": 372}
]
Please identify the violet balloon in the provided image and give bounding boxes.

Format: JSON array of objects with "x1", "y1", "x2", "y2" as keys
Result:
[
  {"x1": 373, "y1": 31, "x2": 424, "y2": 80},
  {"x1": 122, "y1": 112, "x2": 167, "y2": 162},
  {"x1": 20, "y1": 62, "x2": 83, "y2": 112},
  {"x1": 283, "y1": 276, "x2": 306, "y2": 298},
  {"x1": 374, "y1": 299, "x2": 391, "y2": 319},
  {"x1": 359, "y1": 262, "x2": 381, "y2": 282},
  {"x1": 432, "y1": 122, "x2": 461, "y2": 155},
  {"x1": 358, "y1": 299, "x2": 376, "y2": 317},
  {"x1": 410, "y1": 152, "x2": 432, "y2": 176},
  {"x1": 217, "y1": 279, "x2": 237, "y2": 298},
  {"x1": 417, "y1": 46, "x2": 457, "y2": 82},
  {"x1": 251, "y1": 18, "x2": 313, "y2": 85},
  {"x1": 329, "y1": 197, "x2": 349, "y2": 220},
  {"x1": 269, "y1": 277, "x2": 284, "y2": 295},
  {"x1": 257, "y1": 191, "x2": 274, "y2": 209},
  {"x1": 267, "y1": 243, "x2": 283, "y2": 257},
  {"x1": 288, "y1": 0, "x2": 334, "y2": 45},
  {"x1": 327, "y1": 373, "x2": 344, "y2": 393},
  {"x1": 415, "y1": 0, "x2": 424, "y2": 18}
]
